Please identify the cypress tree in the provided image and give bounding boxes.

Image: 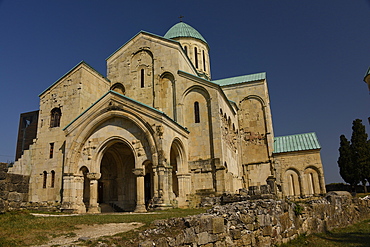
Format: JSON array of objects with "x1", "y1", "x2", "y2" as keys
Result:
[
  {"x1": 350, "y1": 119, "x2": 370, "y2": 193},
  {"x1": 338, "y1": 134, "x2": 358, "y2": 191}
]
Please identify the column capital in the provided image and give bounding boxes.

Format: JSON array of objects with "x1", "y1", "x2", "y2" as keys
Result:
[
  {"x1": 87, "y1": 172, "x2": 101, "y2": 180},
  {"x1": 132, "y1": 168, "x2": 144, "y2": 177}
]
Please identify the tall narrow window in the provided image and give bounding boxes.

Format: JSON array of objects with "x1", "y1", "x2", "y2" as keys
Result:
[
  {"x1": 289, "y1": 174, "x2": 295, "y2": 196},
  {"x1": 184, "y1": 46, "x2": 188, "y2": 55},
  {"x1": 141, "y1": 69, "x2": 145, "y2": 88},
  {"x1": 50, "y1": 108, "x2": 61, "y2": 127},
  {"x1": 194, "y1": 101, "x2": 200, "y2": 123},
  {"x1": 43, "y1": 171, "x2": 47, "y2": 188},
  {"x1": 202, "y1": 50, "x2": 206, "y2": 71},
  {"x1": 194, "y1": 47, "x2": 198, "y2": 68},
  {"x1": 51, "y1": 170, "x2": 55, "y2": 188},
  {"x1": 49, "y1": 143, "x2": 54, "y2": 159}
]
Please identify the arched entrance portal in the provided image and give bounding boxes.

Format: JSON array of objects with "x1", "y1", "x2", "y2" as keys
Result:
[{"x1": 99, "y1": 142, "x2": 136, "y2": 212}]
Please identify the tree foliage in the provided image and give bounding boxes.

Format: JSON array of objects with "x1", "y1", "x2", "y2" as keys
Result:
[
  {"x1": 338, "y1": 119, "x2": 370, "y2": 192},
  {"x1": 338, "y1": 135, "x2": 357, "y2": 187}
]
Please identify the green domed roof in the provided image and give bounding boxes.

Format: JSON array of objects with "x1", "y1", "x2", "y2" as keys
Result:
[{"x1": 164, "y1": 22, "x2": 207, "y2": 44}]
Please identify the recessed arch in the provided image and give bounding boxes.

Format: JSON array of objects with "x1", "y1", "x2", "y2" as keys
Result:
[
  {"x1": 304, "y1": 166, "x2": 321, "y2": 195},
  {"x1": 240, "y1": 95, "x2": 266, "y2": 107},
  {"x1": 181, "y1": 85, "x2": 213, "y2": 161},
  {"x1": 98, "y1": 140, "x2": 136, "y2": 212},
  {"x1": 159, "y1": 72, "x2": 176, "y2": 120},
  {"x1": 170, "y1": 138, "x2": 187, "y2": 198},
  {"x1": 110, "y1": 83, "x2": 125, "y2": 95},
  {"x1": 79, "y1": 166, "x2": 90, "y2": 209},
  {"x1": 50, "y1": 108, "x2": 61, "y2": 128},
  {"x1": 65, "y1": 109, "x2": 158, "y2": 175},
  {"x1": 284, "y1": 168, "x2": 301, "y2": 197}
]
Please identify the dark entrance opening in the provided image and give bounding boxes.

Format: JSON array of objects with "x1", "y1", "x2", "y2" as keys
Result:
[{"x1": 99, "y1": 141, "x2": 136, "y2": 212}]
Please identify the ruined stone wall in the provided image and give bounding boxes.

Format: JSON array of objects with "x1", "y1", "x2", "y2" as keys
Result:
[
  {"x1": 0, "y1": 163, "x2": 61, "y2": 212},
  {"x1": 0, "y1": 163, "x2": 29, "y2": 213},
  {"x1": 137, "y1": 192, "x2": 370, "y2": 247}
]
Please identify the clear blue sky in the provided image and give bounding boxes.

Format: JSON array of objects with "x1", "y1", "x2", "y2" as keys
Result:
[{"x1": 0, "y1": 1, "x2": 369, "y2": 184}]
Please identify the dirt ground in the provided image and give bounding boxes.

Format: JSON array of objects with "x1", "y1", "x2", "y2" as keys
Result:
[{"x1": 31, "y1": 214, "x2": 144, "y2": 247}]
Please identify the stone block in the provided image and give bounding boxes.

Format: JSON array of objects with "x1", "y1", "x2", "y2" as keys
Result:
[
  {"x1": 200, "y1": 215, "x2": 213, "y2": 232},
  {"x1": 262, "y1": 225, "x2": 273, "y2": 236},
  {"x1": 155, "y1": 237, "x2": 169, "y2": 247},
  {"x1": 175, "y1": 233, "x2": 184, "y2": 246},
  {"x1": 197, "y1": 232, "x2": 211, "y2": 245},
  {"x1": 230, "y1": 229, "x2": 241, "y2": 239},
  {"x1": 279, "y1": 212, "x2": 292, "y2": 232},
  {"x1": 240, "y1": 214, "x2": 254, "y2": 224},
  {"x1": 8, "y1": 192, "x2": 22, "y2": 202},
  {"x1": 139, "y1": 240, "x2": 154, "y2": 247},
  {"x1": 214, "y1": 241, "x2": 226, "y2": 247},
  {"x1": 257, "y1": 236, "x2": 271, "y2": 247},
  {"x1": 212, "y1": 217, "x2": 224, "y2": 234},
  {"x1": 183, "y1": 227, "x2": 197, "y2": 244}
]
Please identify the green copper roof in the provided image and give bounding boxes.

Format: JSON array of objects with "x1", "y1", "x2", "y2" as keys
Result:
[
  {"x1": 164, "y1": 22, "x2": 207, "y2": 44},
  {"x1": 273, "y1": 132, "x2": 321, "y2": 154},
  {"x1": 213, "y1": 72, "x2": 266, "y2": 86}
]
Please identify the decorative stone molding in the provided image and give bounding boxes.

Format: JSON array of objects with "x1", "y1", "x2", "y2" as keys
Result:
[
  {"x1": 86, "y1": 172, "x2": 101, "y2": 180},
  {"x1": 82, "y1": 140, "x2": 96, "y2": 160},
  {"x1": 132, "y1": 139, "x2": 145, "y2": 157},
  {"x1": 132, "y1": 168, "x2": 144, "y2": 177},
  {"x1": 241, "y1": 130, "x2": 266, "y2": 146},
  {"x1": 106, "y1": 100, "x2": 123, "y2": 112},
  {"x1": 156, "y1": 125, "x2": 164, "y2": 139}
]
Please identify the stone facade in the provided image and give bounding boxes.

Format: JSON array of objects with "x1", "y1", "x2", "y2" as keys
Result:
[
  {"x1": 10, "y1": 22, "x2": 326, "y2": 213},
  {"x1": 275, "y1": 150, "x2": 326, "y2": 199}
]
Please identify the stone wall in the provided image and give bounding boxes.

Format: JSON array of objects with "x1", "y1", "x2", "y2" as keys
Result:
[
  {"x1": 0, "y1": 163, "x2": 30, "y2": 213},
  {"x1": 138, "y1": 192, "x2": 370, "y2": 246}
]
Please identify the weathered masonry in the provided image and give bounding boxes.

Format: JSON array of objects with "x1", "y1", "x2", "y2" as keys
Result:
[{"x1": 10, "y1": 21, "x2": 326, "y2": 213}]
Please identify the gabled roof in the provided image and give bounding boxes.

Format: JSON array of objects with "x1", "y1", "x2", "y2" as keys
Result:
[
  {"x1": 212, "y1": 72, "x2": 266, "y2": 86},
  {"x1": 63, "y1": 90, "x2": 189, "y2": 133},
  {"x1": 273, "y1": 132, "x2": 321, "y2": 154},
  {"x1": 164, "y1": 22, "x2": 208, "y2": 45},
  {"x1": 39, "y1": 61, "x2": 110, "y2": 97}
]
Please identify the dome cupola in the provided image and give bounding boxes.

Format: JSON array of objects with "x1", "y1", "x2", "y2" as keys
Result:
[{"x1": 164, "y1": 22, "x2": 211, "y2": 80}]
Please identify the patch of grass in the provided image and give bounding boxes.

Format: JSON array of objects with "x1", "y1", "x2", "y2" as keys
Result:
[
  {"x1": 0, "y1": 208, "x2": 206, "y2": 247},
  {"x1": 280, "y1": 219, "x2": 370, "y2": 247}
]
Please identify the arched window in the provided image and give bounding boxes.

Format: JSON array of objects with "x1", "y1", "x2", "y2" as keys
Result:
[
  {"x1": 50, "y1": 108, "x2": 61, "y2": 128},
  {"x1": 43, "y1": 171, "x2": 47, "y2": 188},
  {"x1": 194, "y1": 47, "x2": 198, "y2": 69},
  {"x1": 203, "y1": 50, "x2": 206, "y2": 71},
  {"x1": 194, "y1": 101, "x2": 200, "y2": 123},
  {"x1": 184, "y1": 46, "x2": 188, "y2": 55},
  {"x1": 141, "y1": 69, "x2": 145, "y2": 88}
]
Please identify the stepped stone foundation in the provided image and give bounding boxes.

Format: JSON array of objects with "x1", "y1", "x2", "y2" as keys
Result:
[{"x1": 138, "y1": 192, "x2": 370, "y2": 247}]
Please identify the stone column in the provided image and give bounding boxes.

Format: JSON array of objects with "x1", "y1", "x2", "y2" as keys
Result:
[
  {"x1": 133, "y1": 168, "x2": 147, "y2": 213},
  {"x1": 319, "y1": 173, "x2": 327, "y2": 194},
  {"x1": 177, "y1": 173, "x2": 191, "y2": 208},
  {"x1": 87, "y1": 173, "x2": 101, "y2": 214},
  {"x1": 61, "y1": 174, "x2": 77, "y2": 213},
  {"x1": 298, "y1": 175, "x2": 304, "y2": 197}
]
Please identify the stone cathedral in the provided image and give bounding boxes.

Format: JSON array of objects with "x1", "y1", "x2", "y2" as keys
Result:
[{"x1": 10, "y1": 22, "x2": 326, "y2": 213}]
